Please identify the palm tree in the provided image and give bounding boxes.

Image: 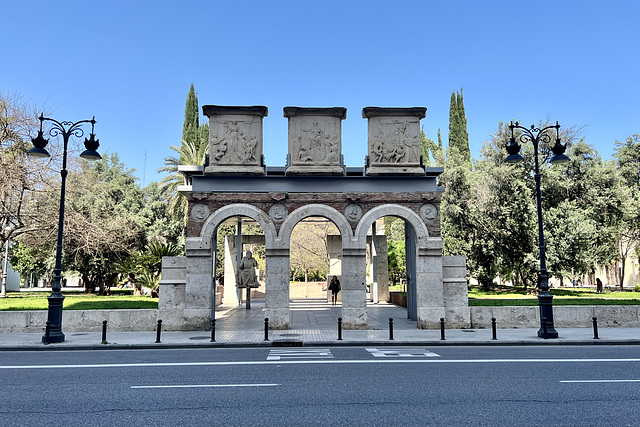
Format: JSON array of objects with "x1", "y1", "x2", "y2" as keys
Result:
[{"x1": 157, "y1": 139, "x2": 207, "y2": 221}]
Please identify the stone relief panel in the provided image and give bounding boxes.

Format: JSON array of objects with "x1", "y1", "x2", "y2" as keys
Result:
[
  {"x1": 369, "y1": 118, "x2": 421, "y2": 165},
  {"x1": 202, "y1": 106, "x2": 267, "y2": 175},
  {"x1": 289, "y1": 117, "x2": 341, "y2": 166},
  {"x1": 363, "y1": 107, "x2": 427, "y2": 176},
  {"x1": 284, "y1": 107, "x2": 346, "y2": 176},
  {"x1": 209, "y1": 115, "x2": 261, "y2": 166}
]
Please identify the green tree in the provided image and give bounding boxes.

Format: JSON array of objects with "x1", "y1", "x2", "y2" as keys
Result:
[
  {"x1": 421, "y1": 128, "x2": 444, "y2": 167},
  {"x1": 158, "y1": 139, "x2": 207, "y2": 222},
  {"x1": 18, "y1": 154, "x2": 148, "y2": 294},
  {"x1": 448, "y1": 89, "x2": 470, "y2": 164},
  {"x1": 0, "y1": 92, "x2": 59, "y2": 287},
  {"x1": 181, "y1": 83, "x2": 209, "y2": 159}
]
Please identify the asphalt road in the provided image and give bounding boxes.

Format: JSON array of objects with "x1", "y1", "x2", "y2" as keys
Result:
[{"x1": 1, "y1": 346, "x2": 639, "y2": 427}]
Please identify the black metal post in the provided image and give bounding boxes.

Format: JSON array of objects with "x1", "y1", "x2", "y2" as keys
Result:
[
  {"x1": 337, "y1": 317, "x2": 343, "y2": 340},
  {"x1": 542, "y1": 317, "x2": 549, "y2": 339},
  {"x1": 101, "y1": 320, "x2": 108, "y2": 344},
  {"x1": 389, "y1": 318, "x2": 394, "y2": 340},
  {"x1": 210, "y1": 319, "x2": 216, "y2": 342},
  {"x1": 29, "y1": 115, "x2": 100, "y2": 344},
  {"x1": 592, "y1": 317, "x2": 599, "y2": 339},
  {"x1": 264, "y1": 317, "x2": 269, "y2": 341},
  {"x1": 440, "y1": 317, "x2": 446, "y2": 340},
  {"x1": 491, "y1": 317, "x2": 497, "y2": 340},
  {"x1": 155, "y1": 319, "x2": 162, "y2": 343}
]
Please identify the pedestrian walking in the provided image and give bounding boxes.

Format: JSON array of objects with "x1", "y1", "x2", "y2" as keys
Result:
[
  {"x1": 596, "y1": 278, "x2": 603, "y2": 293},
  {"x1": 329, "y1": 275, "x2": 341, "y2": 305}
]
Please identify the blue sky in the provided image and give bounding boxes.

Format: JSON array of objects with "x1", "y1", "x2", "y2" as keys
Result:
[{"x1": 3, "y1": 0, "x2": 638, "y2": 185}]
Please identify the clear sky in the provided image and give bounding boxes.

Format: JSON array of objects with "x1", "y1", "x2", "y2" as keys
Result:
[{"x1": 2, "y1": 0, "x2": 638, "y2": 185}]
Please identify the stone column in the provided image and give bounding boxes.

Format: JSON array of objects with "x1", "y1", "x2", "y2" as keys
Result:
[
  {"x1": 366, "y1": 234, "x2": 389, "y2": 303},
  {"x1": 416, "y1": 238, "x2": 446, "y2": 329},
  {"x1": 265, "y1": 248, "x2": 290, "y2": 329},
  {"x1": 327, "y1": 235, "x2": 342, "y2": 303},
  {"x1": 183, "y1": 239, "x2": 214, "y2": 330},
  {"x1": 341, "y1": 248, "x2": 367, "y2": 329},
  {"x1": 223, "y1": 235, "x2": 239, "y2": 306}
]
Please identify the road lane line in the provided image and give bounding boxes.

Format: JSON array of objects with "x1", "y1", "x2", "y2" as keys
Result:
[
  {"x1": 131, "y1": 383, "x2": 279, "y2": 389},
  {"x1": 560, "y1": 379, "x2": 640, "y2": 383},
  {"x1": 2, "y1": 358, "x2": 640, "y2": 369}
]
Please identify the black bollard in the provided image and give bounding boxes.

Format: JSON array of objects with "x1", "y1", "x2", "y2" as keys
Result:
[
  {"x1": 337, "y1": 317, "x2": 343, "y2": 340},
  {"x1": 440, "y1": 318, "x2": 446, "y2": 340},
  {"x1": 101, "y1": 320, "x2": 108, "y2": 344},
  {"x1": 264, "y1": 318, "x2": 269, "y2": 341},
  {"x1": 592, "y1": 317, "x2": 599, "y2": 339},
  {"x1": 542, "y1": 317, "x2": 548, "y2": 339},
  {"x1": 210, "y1": 319, "x2": 216, "y2": 342},
  {"x1": 389, "y1": 318, "x2": 394, "y2": 341},
  {"x1": 155, "y1": 319, "x2": 162, "y2": 343},
  {"x1": 43, "y1": 321, "x2": 51, "y2": 345},
  {"x1": 491, "y1": 317, "x2": 497, "y2": 340}
]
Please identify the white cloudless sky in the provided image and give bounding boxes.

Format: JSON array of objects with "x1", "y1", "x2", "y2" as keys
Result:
[{"x1": 2, "y1": 0, "x2": 638, "y2": 184}]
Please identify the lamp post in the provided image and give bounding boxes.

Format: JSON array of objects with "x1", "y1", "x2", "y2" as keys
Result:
[
  {"x1": 28, "y1": 114, "x2": 101, "y2": 344},
  {"x1": 505, "y1": 121, "x2": 569, "y2": 339}
]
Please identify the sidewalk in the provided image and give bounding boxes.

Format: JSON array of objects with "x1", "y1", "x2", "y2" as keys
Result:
[{"x1": 1, "y1": 299, "x2": 639, "y2": 350}]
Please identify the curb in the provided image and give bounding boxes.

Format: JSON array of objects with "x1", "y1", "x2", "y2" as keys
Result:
[{"x1": 2, "y1": 338, "x2": 640, "y2": 351}]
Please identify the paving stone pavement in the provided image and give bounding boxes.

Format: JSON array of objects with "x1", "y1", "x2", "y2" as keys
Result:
[{"x1": 1, "y1": 298, "x2": 639, "y2": 350}]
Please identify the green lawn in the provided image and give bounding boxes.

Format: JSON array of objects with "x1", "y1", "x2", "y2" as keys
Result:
[
  {"x1": 468, "y1": 286, "x2": 640, "y2": 306},
  {"x1": 0, "y1": 292, "x2": 158, "y2": 311}
]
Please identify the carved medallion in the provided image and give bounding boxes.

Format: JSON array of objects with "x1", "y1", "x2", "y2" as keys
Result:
[
  {"x1": 420, "y1": 203, "x2": 438, "y2": 221},
  {"x1": 191, "y1": 204, "x2": 210, "y2": 222},
  {"x1": 345, "y1": 204, "x2": 363, "y2": 222},
  {"x1": 269, "y1": 203, "x2": 288, "y2": 222}
]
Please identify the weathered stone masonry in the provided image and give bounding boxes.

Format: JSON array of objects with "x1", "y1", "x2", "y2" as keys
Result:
[{"x1": 159, "y1": 105, "x2": 470, "y2": 331}]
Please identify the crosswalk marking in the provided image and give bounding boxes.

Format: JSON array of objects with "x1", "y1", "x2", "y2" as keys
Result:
[
  {"x1": 366, "y1": 348, "x2": 440, "y2": 358},
  {"x1": 267, "y1": 348, "x2": 334, "y2": 361}
]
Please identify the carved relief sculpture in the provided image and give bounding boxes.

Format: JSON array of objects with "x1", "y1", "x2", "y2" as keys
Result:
[
  {"x1": 202, "y1": 105, "x2": 268, "y2": 175},
  {"x1": 284, "y1": 107, "x2": 346, "y2": 176},
  {"x1": 363, "y1": 107, "x2": 427, "y2": 176}
]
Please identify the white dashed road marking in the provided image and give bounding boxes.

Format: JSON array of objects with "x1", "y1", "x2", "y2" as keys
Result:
[
  {"x1": 267, "y1": 348, "x2": 333, "y2": 361},
  {"x1": 366, "y1": 348, "x2": 440, "y2": 358}
]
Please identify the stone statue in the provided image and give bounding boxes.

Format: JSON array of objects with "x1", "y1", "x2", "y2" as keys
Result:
[{"x1": 236, "y1": 250, "x2": 259, "y2": 288}]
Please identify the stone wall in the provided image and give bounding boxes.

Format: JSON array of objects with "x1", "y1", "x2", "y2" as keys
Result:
[
  {"x1": 470, "y1": 305, "x2": 640, "y2": 328},
  {"x1": 2, "y1": 305, "x2": 640, "y2": 333},
  {"x1": 0, "y1": 309, "x2": 158, "y2": 333}
]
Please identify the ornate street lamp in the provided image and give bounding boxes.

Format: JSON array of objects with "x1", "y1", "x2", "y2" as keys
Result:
[
  {"x1": 28, "y1": 114, "x2": 101, "y2": 344},
  {"x1": 505, "y1": 121, "x2": 569, "y2": 339}
]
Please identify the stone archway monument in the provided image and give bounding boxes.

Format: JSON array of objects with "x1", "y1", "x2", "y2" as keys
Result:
[{"x1": 159, "y1": 105, "x2": 469, "y2": 331}]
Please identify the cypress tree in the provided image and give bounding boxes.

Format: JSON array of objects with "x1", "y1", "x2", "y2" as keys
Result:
[
  {"x1": 448, "y1": 89, "x2": 471, "y2": 164},
  {"x1": 181, "y1": 83, "x2": 200, "y2": 161}
]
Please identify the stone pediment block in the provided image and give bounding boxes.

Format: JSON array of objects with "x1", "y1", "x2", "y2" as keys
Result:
[
  {"x1": 202, "y1": 105, "x2": 268, "y2": 175},
  {"x1": 284, "y1": 107, "x2": 346, "y2": 176}
]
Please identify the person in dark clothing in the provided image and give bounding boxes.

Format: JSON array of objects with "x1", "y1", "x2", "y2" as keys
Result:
[
  {"x1": 329, "y1": 275, "x2": 341, "y2": 305},
  {"x1": 596, "y1": 278, "x2": 603, "y2": 293}
]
